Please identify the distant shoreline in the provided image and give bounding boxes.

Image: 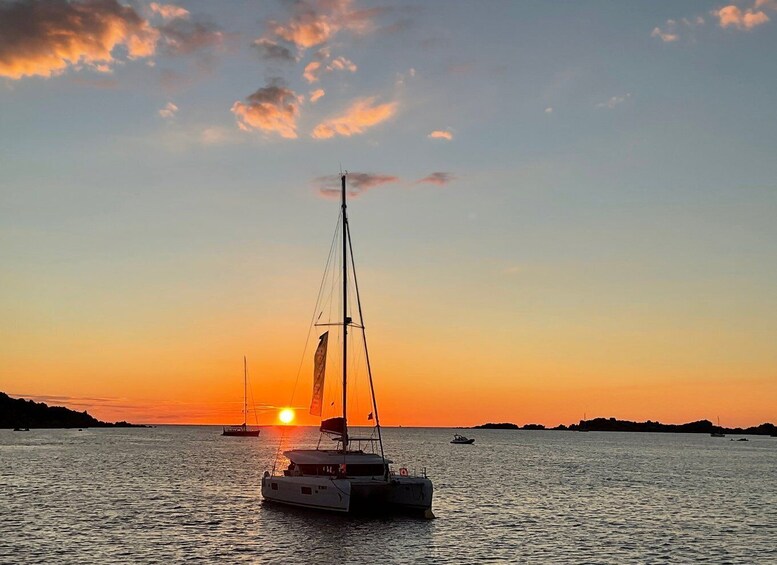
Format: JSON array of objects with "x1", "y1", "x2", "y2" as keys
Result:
[
  {"x1": 472, "y1": 418, "x2": 777, "y2": 436},
  {"x1": 1, "y1": 392, "x2": 148, "y2": 429}
]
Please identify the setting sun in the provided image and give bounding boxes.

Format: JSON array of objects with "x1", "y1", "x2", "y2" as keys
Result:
[{"x1": 278, "y1": 408, "x2": 295, "y2": 424}]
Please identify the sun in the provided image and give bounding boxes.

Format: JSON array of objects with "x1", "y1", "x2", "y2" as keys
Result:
[{"x1": 279, "y1": 408, "x2": 295, "y2": 424}]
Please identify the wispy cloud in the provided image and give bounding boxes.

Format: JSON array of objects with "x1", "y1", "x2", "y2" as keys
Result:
[
  {"x1": 596, "y1": 93, "x2": 632, "y2": 109},
  {"x1": 428, "y1": 129, "x2": 453, "y2": 141},
  {"x1": 231, "y1": 80, "x2": 302, "y2": 139},
  {"x1": 326, "y1": 56, "x2": 357, "y2": 73},
  {"x1": 315, "y1": 172, "x2": 400, "y2": 198},
  {"x1": 311, "y1": 97, "x2": 397, "y2": 139},
  {"x1": 149, "y1": 3, "x2": 190, "y2": 21},
  {"x1": 158, "y1": 101, "x2": 178, "y2": 119},
  {"x1": 253, "y1": 38, "x2": 298, "y2": 62},
  {"x1": 417, "y1": 172, "x2": 455, "y2": 186},
  {"x1": 651, "y1": 23, "x2": 680, "y2": 42},
  {"x1": 651, "y1": 15, "x2": 705, "y2": 42},
  {"x1": 309, "y1": 88, "x2": 325, "y2": 103},
  {"x1": 545, "y1": 107, "x2": 553, "y2": 114},
  {"x1": 158, "y1": 17, "x2": 224, "y2": 55},
  {"x1": 0, "y1": 0, "x2": 158, "y2": 79}
]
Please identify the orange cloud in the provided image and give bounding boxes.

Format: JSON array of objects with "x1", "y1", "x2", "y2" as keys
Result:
[
  {"x1": 0, "y1": 0, "x2": 158, "y2": 79},
  {"x1": 311, "y1": 97, "x2": 397, "y2": 139},
  {"x1": 315, "y1": 172, "x2": 399, "y2": 198},
  {"x1": 266, "y1": 0, "x2": 377, "y2": 51},
  {"x1": 231, "y1": 82, "x2": 302, "y2": 139},
  {"x1": 149, "y1": 3, "x2": 189, "y2": 21},
  {"x1": 428, "y1": 129, "x2": 453, "y2": 141},
  {"x1": 309, "y1": 88, "x2": 325, "y2": 103},
  {"x1": 303, "y1": 60, "x2": 322, "y2": 83},
  {"x1": 714, "y1": 5, "x2": 770, "y2": 29},
  {"x1": 326, "y1": 56, "x2": 357, "y2": 73},
  {"x1": 417, "y1": 172, "x2": 455, "y2": 186}
]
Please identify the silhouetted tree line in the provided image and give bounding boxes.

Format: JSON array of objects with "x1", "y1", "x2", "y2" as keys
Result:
[{"x1": 1, "y1": 392, "x2": 143, "y2": 428}]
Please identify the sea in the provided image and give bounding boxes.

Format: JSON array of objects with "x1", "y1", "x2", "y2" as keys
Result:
[{"x1": 1, "y1": 426, "x2": 775, "y2": 564}]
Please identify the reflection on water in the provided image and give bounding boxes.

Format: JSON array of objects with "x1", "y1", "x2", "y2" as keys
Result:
[{"x1": 1, "y1": 426, "x2": 775, "y2": 563}]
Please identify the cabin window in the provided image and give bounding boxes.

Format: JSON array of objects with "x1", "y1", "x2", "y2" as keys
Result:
[
  {"x1": 271, "y1": 483, "x2": 278, "y2": 490},
  {"x1": 301, "y1": 487, "x2": 312, "y2": 495},
  {"x1": 346, "y1": 464, "x2": 388, "y2": 476}
]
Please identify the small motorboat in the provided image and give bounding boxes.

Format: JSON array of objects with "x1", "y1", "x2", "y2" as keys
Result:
[
  {"x1": 731, "y1": 438, "x2": 749, "y2": 442},
  {"x1": 451, "y1": 434, "x2": 475, "y2": 444}
]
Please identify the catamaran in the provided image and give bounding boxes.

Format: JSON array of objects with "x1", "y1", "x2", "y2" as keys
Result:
[
  {"x1": 222, "y1": 356, "x2": 260, "y2": 437},
  {"x1": 261, "y1": 173, "x2": 434, "y2": 517}
]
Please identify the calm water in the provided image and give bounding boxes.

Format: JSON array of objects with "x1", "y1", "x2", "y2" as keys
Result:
[{"x1": 1, "y1": 427, "x2": 775, "y2": 563}]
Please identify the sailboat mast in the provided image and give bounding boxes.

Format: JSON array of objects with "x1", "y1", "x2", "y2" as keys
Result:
[
  {"x1": 243, "y1": 355, "x2": 247, "y2": 428},
  {"x1": 341, "y1": 173, "x2": 349, "y2": 451}
]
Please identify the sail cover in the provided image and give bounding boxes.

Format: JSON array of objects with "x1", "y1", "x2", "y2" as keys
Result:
[{"x1": 310, "y1": 331, "x2": 328, "y2": 416}]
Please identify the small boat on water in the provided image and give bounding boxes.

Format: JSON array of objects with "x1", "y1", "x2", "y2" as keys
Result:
[
  {"x1": 731, "y1": 438, "x2": 749, "y2": 442},
  {"x1": 13, "y1": 427, "x2": 29, "y2": 432},
  {"x1": 451, "y1": 434, "x2": 475, "y2": 444},
  {"x1": 223, "y1": 356, "x2": 260, "y2": 437},
  {"x1": 710, "y1": 416, "x2": 725, "y2": 438},
  {"x1": 261, "y1": 173, "x2": 433, "y2": 517}
]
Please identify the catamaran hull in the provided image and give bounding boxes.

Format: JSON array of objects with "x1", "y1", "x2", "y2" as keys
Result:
[{"x1": 261, "y1": 475, "x2": 433, "y2": 517}]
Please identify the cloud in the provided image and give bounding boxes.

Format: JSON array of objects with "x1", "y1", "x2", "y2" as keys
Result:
[
  {"x1": 231, "y1": 80, "x2": 302, "y2": 139},
  {"x1": 149, "y1": 2, "x2": 189, "y2": 21},
  {"x1": 417, "y1": 172, "x2": 455, "y2": 186},
  {"x1": 428, "y1": 129, "x2": 453, "y2": 141},
  {"x1": 315, "y1": 172, "x2": 400, "y2": 198},
  {"x1": 266, "y1": 0, "x2": 377, "y2": 51},
  {"x1": 545, "y1": 107, "x2": 553, "y2": 114},
  {"x1": 651, "y1": 15, "x2": 706, "y2": 42},
  {"x1": 596, "y1": 93, "x2": 632, "y2": 109},
  {"x1": 713, "y1": 4, "x2": 770, "y2": 30},
  {"x1": 326, "y1": 56, "x2": 357, "y2": 73},
  {"x1": 199, "y1": 126, "x2": 233, "y2": 145},
  {"x1": 158, "y1": 17, "x2": 224, "y2": 55},
  {"x1": 651, "y1": 24, "x2": 679, "y2": 42},
  {"x1": 253, "y1": 38, "x2": 297, "y2": 62},
  {"x1": 303, "y1": 60, "x2": 322, "y2": 83},
  {"x1": 158, "y1": 101, "x2": 178, "y2": 119},
  {"x1": 311, "y1": 97, "x2": 397, "y2": 139},
  {"x1": 309, "y1": 88, "x2": 325, "y2": 103},
  {"x1": 0, "y1": 0, "x2": 158, "y2": 79}
]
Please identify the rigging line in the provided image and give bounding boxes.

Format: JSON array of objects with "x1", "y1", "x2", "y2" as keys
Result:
[
  {"x1": 246, "y1": 361, "x2": 259, "y2": 426},
  {"x1": 271, "y1": 213, "x2": 342, "y2": 475},
  {"x1": 346, "y1": 219, "x2": 387, "y2": 472}
]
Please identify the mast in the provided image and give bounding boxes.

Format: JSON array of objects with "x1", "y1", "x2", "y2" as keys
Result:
[
  {"x1": 243, "y1": 355, "x2": 247, "y2": 429},
  {"x1": 341, "y1": 173, "x2": 349, "y2": 451},
  {"x1": 346, "y1": 221, "x2": 386, "y2": 471}
]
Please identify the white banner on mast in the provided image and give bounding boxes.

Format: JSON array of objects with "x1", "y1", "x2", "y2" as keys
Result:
[{"x1": 310, "y1": 332, "x2": 328, "y2": 416}]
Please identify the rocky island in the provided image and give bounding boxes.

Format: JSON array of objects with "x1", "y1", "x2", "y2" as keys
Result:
[
  {"x1": 1, "y1": 392, "x2": 145, "y2": 429},
  {"x1": 473, "y1": 417, "x2": 777, "y2": 435}
]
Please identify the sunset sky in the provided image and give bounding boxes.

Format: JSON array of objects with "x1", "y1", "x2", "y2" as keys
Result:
[{"x1": 1, "y1": 0, "x2": 776, "y2": 427}]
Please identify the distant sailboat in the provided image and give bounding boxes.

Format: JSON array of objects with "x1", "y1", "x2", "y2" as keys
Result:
[
  {"x1": 222, "y1": 356, "x2": 260, "y2": 437},
  {"x1": 710, "y1": 416, "x2": 725, "y2": 438}
]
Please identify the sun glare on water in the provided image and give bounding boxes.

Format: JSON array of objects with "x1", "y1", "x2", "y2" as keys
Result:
[{"x1": 279, "y1": 408, "x2": 295, "y2": 424}]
